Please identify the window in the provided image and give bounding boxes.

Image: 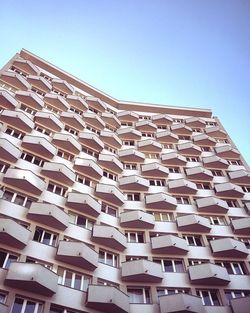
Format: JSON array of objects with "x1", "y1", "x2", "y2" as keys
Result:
[
  {"x1": 215, "y1": 261, "x2": 247, "y2": 275},
  {"x1": 49, "y1": 305, "x2": 78, "y2": 313},
  {"x1": 57, "y1": 267, "x2": 91, "y2": 291},
  {"x1": 157, "y1": 125, "x2": 167, "y2": 129},
  {"x1": 139, "y1": 115, "x2": 151, "y2": 120},
  {"x1": 26, "y1": 256, "x2": 52, "y2": 270},
  {"x1": 21, "y1": 152, "x2": 44, "y2": 167},
  {"x1": 225, "y1": 199, "x2": 239, "y2": 207},
  {"x1": 124, "y1": 163, "x2": 137, "y2": 170},
  {"x1": 173, "y1": 119, "x2": 183, "y2": 123},
  {"x1": 196, "y1": 183, "x2": 211, "y2": 190},
  {"x1": 200, "y1": 146, "x2": 211, "y2": 152},
  {"x1": 188, "y1": 259, "x2": 209, "y2": 266},
  {"x1": 69, "y1": 106, "x2": 82, "y2": 115},
  {"x1": 227, "y1": 159, "x2": 242, "y2": 165},
  {"x1": 57, "y1": 150, "x2": 74, "y2": 161},
  {"x1": 186, "y1": 156, "x2": 200, "y2": 162},
  {"x1": 142, "y1": 133, "x2": 154, "y2": 137},
  {"x1": 33, "y1": 227, "x2": 58, "y2": 246},
  {"x1": 5, "y1": 127, "x2": 24, "y2": 139},
  {"x1": 224, "y1": 290, "x2": 250, "y2": 305},
  {"x1": 11, "y1": 297, "x2": 43, "y2": 313},
  {"x1": 0, "y1": 291, "x2": 7, "y2": 304},
  {"x1": 31, "y1": 87, "x2": 45, "y2": 97},
  {"x1": 125, "y1": 232, "x2": 144, "y2": 243},
  {"x1": 123, "y1": 140, "x2": 135, "y2": 146},
  {"x1": 82, "y1": 147, "x2": 98, "y2": 158},
  {"x1": 125, "y1": 193, "x2": 140, "y2": 201},
  {"x1": 196, "y1": 290, "x2": 221, "y2": 306},
  {"x1": 101, "y1": 202, "x2": 117, "y2": 217},
  {"x1": 179, "y1": 135, "x2": 190, "y2": 140},
  {"x1": 99, "y1": 249, "x2": 118, "y2": 267},
  {"x1": 176, "y1": 197, "x2": 190, "y2": 204},
  {"x1": 212, "y1": 170, "x2": 223, "y2": 176},
  {"x1": 86, "y1": 125, "x2": 100, "y2": 135},
  {"x1": 47, "y1": 182, "x2": 67, "y2": 197},
  {"x1": 169, "y1": 167, "x2": 180, "y2": 173},
  {"x1": 103, "y1": 171, "x2": 117, "y2": 181},
  {"x1": 104, "y1": 145, "x2": 117, "y2": 154},
  {"x1": 127, "y1": 287, "x2": 151, "y2": 304},
  {"x1": 242, "y1": 186, "x2": 250, "y2": 193},
  {"x1": 20, "y1": 103, "x2": 36, "y2": 115},
  {"x1": 34, "y1": 125, "x2": 52, "y2": 136},
  {"x1": 0, "y1": 163, "x2": 9, "y2": 174},
  {"x1": 121, "y1": 122, "x2": 132, "y2": 126},
  {"x1": 154, "y1": 258, "x2": 184, "y2": 272},
  {"x1": 238, "y1": 238, "x2": 250, "y2": 249},
  {"x1": 64, "y1": 126, "x2": 78, "y2": 136},
  {"x1": 1, "y1": 188, "x2": 34, "y2": 208},
  {"x1": 183, "y1": 235, "x2": 203, "y2": 246},
  {"x1": 164, "y1": 143, "x2": 174, "y2": 149},
  {"x1": 97, "y1": 278, "x2": 119, "y2": 287},
  {"x1": 68, "y1": 212, "x2": 94, "y2": 230},
  {"x1": 149, "y1": 179, "x2": 166, "y2": 186},
  {"x1": 149, "y1": 212, "x2": 174, "y2": 222},
  {"x1": 145, "y1": 153, "x2": 159, "y2": 159},
  {"x1": 206, "y1": 121, "x2": 217, "y2": 126},
  {"x1": 217, "y1": 139, "x2": 229, "y2": 144},
  {"x1": 192, "y1": 128, "x2": 203, "y2": 133},
  {"x1": 76, "y1": 175, "x2": 93, "y2": 187},
  {"x1": 157, "y1": 288, "x2": 188, "y2": 297},
  {"x1": 0, "y1": 250, "x2": 18, "y2": 269},
  {"x1": 208, "y1": 216, "x2": 227, "y2": 225}
]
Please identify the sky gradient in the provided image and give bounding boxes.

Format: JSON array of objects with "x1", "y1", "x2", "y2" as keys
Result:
[{"x1": 1, "y1": 0, "x2": 250, "y2": 164}]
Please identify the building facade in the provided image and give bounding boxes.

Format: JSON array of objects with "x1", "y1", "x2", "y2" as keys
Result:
[{"x1": 0, "y1": 49, "x2": 249, "y2": 313}]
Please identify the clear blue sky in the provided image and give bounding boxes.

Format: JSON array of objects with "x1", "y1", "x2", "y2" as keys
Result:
[{"x1": 1, "y1": 0, "x2": 250, "y2": 164}]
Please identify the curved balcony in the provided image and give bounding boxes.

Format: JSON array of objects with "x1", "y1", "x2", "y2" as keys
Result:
[
  {"x1": 151, "y1": 234, "x2": 189, "y2": 255},
  {"x1": 91, "y1": 224, "x2": 127, "y2": 251},
  {"x1": 100, "y1": 130, "x2": 122, "y2": 149},
  {"x1": 86, "y1": 285, "x2": 129, "y2": 313},
  {"x1": 0, "y1": 109, "x2": 34, "y2": 132},
  {"x1": 203, "y1": 155, "x2": 229, "y2": 169},
  {"x1": 13, "y1": 59, "x2": 40, "y2": 75},
  {"x1": 231, "y1": 217, "x2": 250, "y2": 235},
  {"x1": 141, "y1": 162, "x2": 169, "y2": 178},
  {"x1": 16, "y1": 90, "x2": 44, "y2": 111},
  {"x1": 56, "y1": 241, "x2": 98, "y2": 271},
  {"x1": 98, "y1": 154, "x2": 123, "y2": 174},
  {"x1": 161, "y1": 152, "x2": 187, "y2": 166},
  {"x1": 78, "y1": 131, "x2": 104, "y2": 152},
  {"x1": 82, "y1": 112, "x2": 105, "y2": 130},
  {"x1": 44, "y1": 93, "x2": 70, "y2": 112},
  {"x1": 74, "y1": 157, "x2": 103, "y2": 179},
  {"x1": 118, "y1": 148, "x2": 145, "y2": 163},
  {"x1": 51, "y1": 78, "x2": 74, "y2": 95},
  {"x1": 0, "y1": 90, "x2": 18, "y2": 110},
  {"x1": 119, "y1": 175, "x2": 149, "y2": 191},
  {"x1": 27, "y1": 75, "x2": 52, "y2": 93},
  {"x1": 177, "y1": 142, "x2": 202, "y2": 156},
  {"x1": 117, "y1": 110, "x2": 139, "y2": 122},
  {"x1": 117, "y1": 127, "x2": 141, "y2": 140},
  {"x1": 27, "y1": 202, "x2": 69, "y2": 230},
  {"x1": 135, "y1": 120, "x2": 157, "y2": 132},
  {"x1": 145, "y1": 193, "x2": 177, "y2": 210},
  {"x1": 192, "y1": 133, "x2": 217, "y2": 146},
  {"x1": 196, "y1": 196, "x2": 229, "y2": 214},
  {"x1": 228, "y1": 169, "x2": 250, "y2": 185},
  {"x1": 22, "y1": 135, "x2": 57, "y2": 159},
  {"x1": 3, "y1": 168, "x2": 46, "y2": 195},
  {"x1": 137, "y1": 139, "x2": 162, "y2": 152},
  {"x1": 168, "y1": 179, "x2": 197, "y2": 195},
  {"x1": 205, "y1": 126, "x2": 227, "y2": 138},
  {"x1": 215, "y1": 145, "x2": 240, "y2": 159},
  {"x1": 171, "y1": 123, "x2": 192, "y2": 135},
  {"x1": 210, "y1": 238, "x2": 248, "y2": 258},
  {"x1": 0, "y1": 218, "x2": 30, "y2": 249},
  {"x1": 121, "y1": 259, "x2": 163, "y2": 282},
  {"x1": 66, "y1": 192, "x2": 101, "y2": 217},
  {"x1": 35, "y1": 111, "x2": 63, "y2": 132},
  {"x1": 152, "y1": 113, "x2": 173, "y2": 126},
  {"x1": 0, "y1": 137, "x2": 21, "y2": 162},
  {"x1": 60, "y1": 111, "x2": 86, "y2": 130},
  {"x1": 159, "y1": 293, "x2": 205, "y2": 313},
  {"x1": 176, "y1": 214, "x2": 211, "y2": 232},
  {"x1": 66, "y1": 94, "x2": 88, "y2": 112},
  {"x1": 5, "y1": 262, "x2": 58, "y2": 296},
  {"x1": 185, "y1": 117, "x2": 206, "y2": 128},
  {"x1": 0, "y1": 71, "x2": 31, "y2": 90},
  {"x1": 101, "y1": 112, "x2": 121, "y2": 130},
  {"x1": 185, "y1": 166, "x2": 213, "y2": 181},
  {"x1": 52, "y1": 133, "x2": 81, "y2": 154},
  {"x1": 156, "y1": 131, "x2": 178, "y2": 143},
  {"x1": 214, "y1": 182, "x2": 245, "y2": 198},
  {"x1": 95, "y1": 183, "x2": 124, "y2": 206},
  {"x1": 85, "y1": 96, "x2": 107, "y2": 112},
  {"x1": 120, "y1": 210, "x2": 155, "y2": 229},
  {"x1": 188, "y1": 263, "x2": 230, "y2": 285},
  {"x1": 41, "y1": 162, "x2": 75, "y2": 185}
]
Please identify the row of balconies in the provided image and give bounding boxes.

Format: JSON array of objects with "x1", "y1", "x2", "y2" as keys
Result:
[
  {"x1": 0, "y1": 217, "x2": 249, "y2": 258},
  {"x1": 1, "y1": 260, "x2": 249, "y2": 313}
]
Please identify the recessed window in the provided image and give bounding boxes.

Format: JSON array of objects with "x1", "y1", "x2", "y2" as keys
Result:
[
  {"x1": 169, "y1": 167, "x2": 180, "y2": 173},
  {"x1": 183, "y1": 235, "x2": 203, "y2": 246},
  {"x1": 153, "y1": 258, "x2": 184, "y2": 272},
  {"x1": 215, "y1": 261, "x2": 247, "y2": 275},
  {"x1": 127, "y1": 287, "x2": 151, "y2": 304},
  {"x1": 99, "y1": 249, "x2": 118, "y2": 268},
  {"x1": 33, "y1": 227, "x2": 58, "y2": 247},
  {"x1": 0, "y1": 250, "x2": 18, "y2": 269},
  {"x1": 176, "y1": 197, "x2": 190, "y2": 204},
  {"x1": 224, "y1": 290, "x2": 250, "y2": 305},
  {"x1": 125, "y1": 193, "x2": 141, "y2": 201},
  {"x1": 196, "y1": 289, "x2": 221, "y2": 306},
  {"x1": 196, "y1": 183, "x2": 211, "y2": 190},
  {"x1": 124, "y1": 163, "x2": 137, "y2": 170},
  {"x1": 101, "y1": 202, "x2": 117, "y2": 217},
  {"x1": 103, "y1": 171, "x2": 117, "y2": 181},
  {"x1": 149, "y1": 179, "x2": 166, "y2": 186},
  {"x1": 11, "y1": 297, "x2": 43, "y2": 313},
  {"x1": 149, "y1": 211, "x2": 174, "y2": 222},
  {"x1": 47, "y1": 182, "x2": 67, "y2": 197},
  {"x1": 68, "y1": 212, "x2": 94, "y2": 230},
  {"x1": 1, "y1": 188, "x2": 34, "y2": 208},
  {"x1": 57, "y1": 266, "x2": 91, "y2": 291},
  {"x1": 125, "y1": 231, "x2": 145, "y2": 243}
]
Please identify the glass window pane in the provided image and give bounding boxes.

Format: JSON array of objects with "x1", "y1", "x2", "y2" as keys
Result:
[
  {"x1": 211, "y1": 291, "x2": 220, "y2": 305},
  {"x1": 5, "y1": 254, "x2": 18, "y2": 269},
  {"x1": 64, "y1": 271, "x2": 72, "y2": 287},
  {"x1": 175, "y1": 260, "x2": 184, "y2": 273},
  {"x1": 164, "y1": 260, "x2": 174, "y2": 272},
  {"x1": 42, "y1": 232, "x2": 51, "y2": 245},
  {"x1": 128, "y1": 289, "x2": 144, "y2": 303},
  {"x1": 24, "y1": 301, "x2": 36, "y2": 313},
  {"x1": 74, "y1": 274, "x2": 81, "y2": 290},
  {"x1": 11, "y1": 297, "x2": 23, "y2": 313},
  {"x1": 0, "y1": 251, "x2": 6, "y2": 267}
]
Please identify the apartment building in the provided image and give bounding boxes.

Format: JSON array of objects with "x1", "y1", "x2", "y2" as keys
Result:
[{"x1": 0, "y1": 49, "x2": 249, "y2": 313}]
